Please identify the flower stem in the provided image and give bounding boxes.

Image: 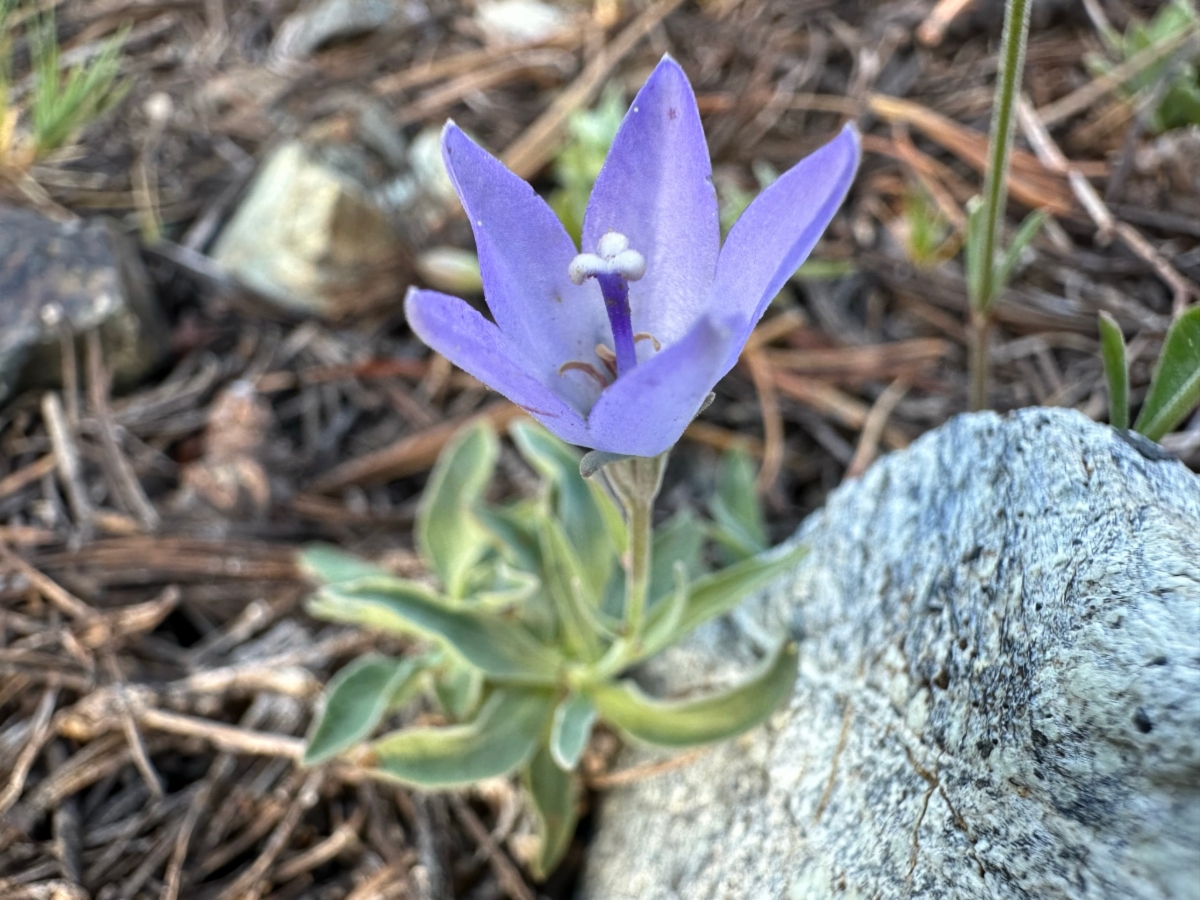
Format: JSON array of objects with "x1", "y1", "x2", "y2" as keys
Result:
[{"x1": 604, "y1": 453, "x2": 667, "y2": 642}]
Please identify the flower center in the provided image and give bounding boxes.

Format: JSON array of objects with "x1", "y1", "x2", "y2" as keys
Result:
[{"x1": 568, "y1": 232, "x2": 645, "y2": 377}]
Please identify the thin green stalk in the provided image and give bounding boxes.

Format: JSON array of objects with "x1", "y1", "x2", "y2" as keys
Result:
[
  {"x1": 603, "y1": 453, "x2": 667, "y2": 643},
  {"x1": 977, "y1": 0, "x2": 1034, "y2": 314}
]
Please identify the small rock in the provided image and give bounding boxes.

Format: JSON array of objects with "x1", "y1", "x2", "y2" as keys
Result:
[
  {"x1": 272, "y1": 0, "x2": 405, "y2": 58},
  {"x1": 0, "y1": 204, "x2": 167, "y2": 407},
  {"x1": 212, "y1": 141, "x2": 404, "y2": 318},
  {"x1": 476, "y1": 0, "x2": 570, "y2": 44}
]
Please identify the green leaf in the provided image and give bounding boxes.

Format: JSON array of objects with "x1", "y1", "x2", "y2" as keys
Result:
[
  {"x1": 476, "y1": 502, "x2": 542, "y2": 574},
  {"x1": 994, "y1": 208, "x2": 1047, "y2": 296},
  {"x1": 523, "y1": 744, "x2": 581, "y2": 880},
  {"x1": 538, "y1": 518, "x2": 607, "y2": 660},
  {"x1": 710, "y1": 447, "x2": 768, "y2": 560},
  {"x1": 298, "y1": 544, "x2": 390, "y2": 585},
  {"x1": 1134, "y1": 306, "x2": 1200, "y2": 441},
  {"x1": 675, "y1": 543, "x2": 807, "y2": 639},
  {"x1": 307, "y1": 577, "x2": 563, "y2": 684},
  {"x1": 371, "y1": 688, "x2": 554, "y2": 788},
  {"x1": 416, "y1": 420, "x2": 498, "y2": 598},
  {"x1": 303, "y1": 654, "x2": 423, "y2": 765},
  {"x1": 549, "y1": 693, "x2": 596, "y2": 771},
  {"x1": 637, "y1": 563, "x2": 689, "y2": 663},
  {"x1": 1098, "y1": 311, "x2": 1130, "y2": 430},
  {"x1": 648, "y1": 511, "x2": 706, "y2": 609},
  {"x1": 510, "y1": 419, "x2": 623, "y2": 589},
  {"x1": 431, "y1": 658, "x2": 484, "y2": 721},
  {"x1": 587, "y1": 643, "x2": 799, "y2": 748}
]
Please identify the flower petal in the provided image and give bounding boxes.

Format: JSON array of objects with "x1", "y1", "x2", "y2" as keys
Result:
[
  {"x1": 586, "y1": 314, "x2": 734, "y2": 457},
  {"x1": 441, "y1": 123, "x2": 608, "y2": 380},
  {"x1": 405, "y1": 288, "x2": 590, "y2": 446},
  {"x1": 711, "y1": 123, "x2": 860, "y2": 372},
  {"x1": 582, "y1": 56, "x2": 720, "y2": 348}
]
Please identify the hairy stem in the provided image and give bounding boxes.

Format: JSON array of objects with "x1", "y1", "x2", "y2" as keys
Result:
[{"x1": 604, "y1": 453, "x2": 667, "y2": 643}]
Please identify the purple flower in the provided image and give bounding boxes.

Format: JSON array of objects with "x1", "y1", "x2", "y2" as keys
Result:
[{"x1": 405, "y1": 55, "x2": 859, "y2": 457}]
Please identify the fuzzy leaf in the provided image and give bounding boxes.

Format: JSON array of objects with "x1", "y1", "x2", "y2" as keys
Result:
[
  {"x1": 1098, "y1": 311, "x2": 1130, "y2": 430},
  {"x1": 307, "y1": 577, "x2": 563, "y2": 684},
  {"x1": 511, "y1": 420, "x2": 623, "y2": 588},
  {"x1": 299, "y1": 544, "x2": 390, "y2": 585},
  {"x1": 524, "y1": 744, "x2": 582, "y2": 880},
  {"x1": 674, "y1": 543, "x2": 807, "y2": 639},
  {"x1": 710, "y1": 447, "x2": 767, "y2": 560},
  {"x1": 416, "y1": 420, "x2": 498, "y2": 598},
  {"x1": 303, "y1": 654, "x2": 423, "y2": 765},
  {"x1": 370, "y1": 688, "x2": 554, "y2": 787},
  {"x1": 587, "y1": 643, "x2": 799, "y2": 748},
  {"x1": 648, "y1": 511, "x2": 706, "y2": 609},
  {"x1": 432, "y1": 659, "x2": 484, "y2": 721},
  {"x1": 538, "y1": 517, "x2": 607, "y2": 659},
  {"x1": 549, "y1": 693, "x2": 597, "y2": 771},
  {"x1": 1134, "y1": 306, "x2": 1200, "y2": 441}
]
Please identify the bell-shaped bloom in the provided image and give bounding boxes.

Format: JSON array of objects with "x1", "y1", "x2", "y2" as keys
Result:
[{"x1": 405, "y1": 55, "x2": 859, "y2": 458}]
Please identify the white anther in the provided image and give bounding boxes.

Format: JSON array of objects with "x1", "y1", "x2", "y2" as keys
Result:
[{"x1": 568, "y1": 230, "x2": 646, "y2": 284}]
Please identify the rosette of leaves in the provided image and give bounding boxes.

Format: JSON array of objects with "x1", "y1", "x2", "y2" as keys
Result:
[{"x1": 300, "y1": 419, "x2": 803, "y2": 878}]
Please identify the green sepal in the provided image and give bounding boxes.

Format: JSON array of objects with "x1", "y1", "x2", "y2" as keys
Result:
[
  {"x1": 303, "y1": 654, "x2": 424, "y2": 765},
  {"x1": 1098, "y1": 311, "x2": 1130, "y2": 431},
  {"x1": 674, "y1": 542, "x2": 807, "y2": 639},
  {"x1": 416, "y1": 420, "x2": 499, "y2": 599},
  {"x1": 1134, "y1": 306, "x2": 1200, "y2": 441},
  {"x1": 306, "y1": 577, "x2": 563, "y2": 684},
  {"x1": 370, "y1": 688, "x2": 554, "y2": 788},
  {"x1": 549, "y1": 692, "x2": 597, "y2": 771},
  {"x1": 586, "y1": 643, "x2": 799, "y2": 748},
  {"x1": 523, "y1": 744, "x2": 582, "y2": 881},
  {"x1": 710, "y1": 447, "x2": 768, "y2": 561},
  {"x1": 298, "y1": 543, "x2": 390, "y2": 585}
]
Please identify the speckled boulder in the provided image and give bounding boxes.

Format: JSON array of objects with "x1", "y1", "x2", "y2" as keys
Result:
[{"x1": 582, "y1": 408, "x2": 1200, "y2": 900}]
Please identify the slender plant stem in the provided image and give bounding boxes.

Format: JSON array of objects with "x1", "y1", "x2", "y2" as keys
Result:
[
  {"x1": 969, "y1": 0, "x2": 1034, "y2": 410},
  {"x1": 625, "y1": 493, "x2": 652, "y2": 639},
  {"x1": 603, "y1": 453, "x2": 667, "y2": 644},
  {"x1": 968, "y1": 310, "x2": 991, "y2": 412},
  {"x1": 978, "y1": 0, "x2": 1033, "y2": 312}
]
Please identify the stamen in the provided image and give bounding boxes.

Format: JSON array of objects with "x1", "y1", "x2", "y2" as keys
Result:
[
  {"x1": 595, "y1": 344, "x2": 618, "y2": 377},
  {"x1": 569, "y1": 230, "x2": 645, "y2": 377},
  {"x1": 558, "y1": 360, "x2": 608, "y2": 388},
  {"x1": 634, "y1": 332, "x2": 662, "y2": 351}
]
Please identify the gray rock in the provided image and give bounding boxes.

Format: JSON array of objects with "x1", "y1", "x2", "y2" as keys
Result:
[
  {"x1": 582, "y1": 408, "x2": 1200, "y2": 900},
  {"x1": 272, "y1": 0, "x2": 404, "y2": 58},
  {"x1": 212, "y1": 141, "x2": 403, "y2": 318},
  {"x1": 0, "y1": 205, "x2": 167, "y2": 406}
]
